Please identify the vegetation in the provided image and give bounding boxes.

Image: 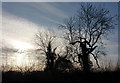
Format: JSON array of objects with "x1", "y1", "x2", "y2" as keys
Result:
[{"x1": 2, "y1": 70, "x2": 120, "y2": 83}]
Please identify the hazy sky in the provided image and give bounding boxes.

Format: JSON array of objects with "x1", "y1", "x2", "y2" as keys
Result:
[{"x1": 2, "y1": 2, "x2": 118, "y2": 66}]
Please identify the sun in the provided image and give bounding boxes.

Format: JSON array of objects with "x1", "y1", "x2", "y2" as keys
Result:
[
  {"x1": 13, "y1": 41, "x2": 33, "y2": 51},
  {"x1": 12, "y1": 41, "x2": 33, "y2": 67}
]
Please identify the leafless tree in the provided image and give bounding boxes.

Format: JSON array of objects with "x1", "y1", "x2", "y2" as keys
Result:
[
  {"x1": 35, "y1": 30, "x2": 58, "y2": 72},
  {"x1": 60, "y1": 3, "x2": 116, "y2": 72}
]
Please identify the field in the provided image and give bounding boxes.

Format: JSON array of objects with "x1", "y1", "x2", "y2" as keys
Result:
[{"x1": 2, "y1": 70, "x2": 120, "y2": 83}]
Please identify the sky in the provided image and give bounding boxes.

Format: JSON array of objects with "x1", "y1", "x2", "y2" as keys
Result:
[{"x1": 2, "y1": 2, "x2": 119, "y2": 68}]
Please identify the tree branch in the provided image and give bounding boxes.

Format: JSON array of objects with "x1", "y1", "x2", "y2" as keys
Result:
[
  {"x1": 91, "y1": 53, "x2": 100, "y2": 68},
  {"x1": 92, "y1": 32, "x2": 102, "y2": 47}
]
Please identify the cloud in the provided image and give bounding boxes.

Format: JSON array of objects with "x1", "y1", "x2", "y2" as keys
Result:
[
  {"x1": 38, "y1": 3, "x2": 68, "y2": 18},
  {"x1": 24, "y1": 3, "x2": 69, "y2": 25},
  {"x1": 2, "y1": 2, "x2": 68, "y2": 28},
  {"x1": 2, "y1": 11, "x2": 44, "y2": 48}
]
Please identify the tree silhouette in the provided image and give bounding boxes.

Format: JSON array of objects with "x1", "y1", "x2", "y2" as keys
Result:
[
  {"x1": 35, "y1": 30, "x2": 57, "y2": 72},
  {"x1": 35, "y1": 30, "x2": 75, "y2": 72},
  {"x1": 55, "y1": 54, "x2": 74, "y2": 72},
  {"x1": 60, "y1": 3, "x2": 116, "y2": 72}
]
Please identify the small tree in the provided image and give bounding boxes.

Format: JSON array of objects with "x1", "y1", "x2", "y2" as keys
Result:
[
  {"x1": 55, "y1": 55, "x2": 74, "y2": 72},
  {"x1": 35, "y1": 30, "x2": 57, "y2": 72},
  {"x1": 60, "y1": 3, "x2": 116, "y2": 72}
]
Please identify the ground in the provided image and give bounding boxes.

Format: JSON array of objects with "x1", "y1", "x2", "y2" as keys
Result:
[{"x1": 2, "y1": 70, "x2": 120, "y2": 83}]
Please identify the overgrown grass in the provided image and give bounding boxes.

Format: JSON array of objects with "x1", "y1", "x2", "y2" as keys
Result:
[{"x1": 2, "y1": 69, "x2": 120, "y2": 83}]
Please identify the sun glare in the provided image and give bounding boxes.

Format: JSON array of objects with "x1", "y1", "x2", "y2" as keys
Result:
[
  {"x1": 13, "y1": 41, "x2": 33, "y2": 51},
  {"x1": 12, "y1": 41, "x2": 33, "y2": 67}
]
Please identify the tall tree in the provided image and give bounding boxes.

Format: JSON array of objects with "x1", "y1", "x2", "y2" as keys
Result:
[{"x1": 60, "y1": 3, "x2": 116, "y2": 72}]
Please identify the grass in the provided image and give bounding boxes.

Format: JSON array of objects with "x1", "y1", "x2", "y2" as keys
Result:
[{"x1": 2, "y1": 70, "x2": 120, "y2": 83}]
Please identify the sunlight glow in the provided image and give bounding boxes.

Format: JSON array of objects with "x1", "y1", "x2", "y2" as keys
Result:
[
  {"x1": 16, "y1": 53, "x2": 25, "y2": 66},
  {"x1": 13, "y1": 41, "x2": 33, "y2": 51}
]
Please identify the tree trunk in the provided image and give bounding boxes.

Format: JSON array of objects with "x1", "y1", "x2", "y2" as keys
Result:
[
  {"x1": 80, "y1": 42, "x2": 91, "y2": 72},
  {"x1": 82, "y1": 54, "x2": 90, "y2": 72}
]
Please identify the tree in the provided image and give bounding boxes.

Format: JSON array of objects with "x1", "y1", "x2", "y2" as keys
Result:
[
  {"x1": 35, "y1": 30, "x2": 74, "y2": 72},
  {"x1": 55, "y1": 54, "x2": 74, "y2": 72},
  {"x1": 60, "y1": 3, "x2": 115, "y2": 72},
  {"x1": 35, "y1": 30, "x2": 58, "y2": 72}
]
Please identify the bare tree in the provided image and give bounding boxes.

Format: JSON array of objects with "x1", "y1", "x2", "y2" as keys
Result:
[
  {"x1": 35, "y1": 30, "x2": 58, "y2": 72},
  {"x1": 60, "y1": 3, "x2": 116, "y2": 72}
]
